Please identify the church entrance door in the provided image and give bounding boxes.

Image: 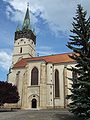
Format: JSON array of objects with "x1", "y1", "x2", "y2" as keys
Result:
[{"x1": 32, "y1": 99, "x2": 37, "y2": 108}]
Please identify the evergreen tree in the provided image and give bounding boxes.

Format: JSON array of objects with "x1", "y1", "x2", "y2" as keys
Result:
[{"x1": 67, "y1": 4, "x2": 90, "y2": 120}]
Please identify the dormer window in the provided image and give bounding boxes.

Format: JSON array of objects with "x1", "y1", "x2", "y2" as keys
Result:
[{"x1": 20, "y1": 47, "x2": 22, "y2": 53}]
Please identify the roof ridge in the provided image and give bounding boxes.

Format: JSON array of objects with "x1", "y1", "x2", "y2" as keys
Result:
[{"x1": 22, "y1": 52, "x2": 73, "y2": 60}]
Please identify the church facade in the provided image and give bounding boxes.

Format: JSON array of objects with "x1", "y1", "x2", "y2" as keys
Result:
[{"x1": 7, "y1": 5, "x2": 75, "y2": 109}]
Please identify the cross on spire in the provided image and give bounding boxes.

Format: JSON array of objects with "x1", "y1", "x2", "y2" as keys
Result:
[{"x1": 27, "y1": 2, "x2": 29, "y2": 8}]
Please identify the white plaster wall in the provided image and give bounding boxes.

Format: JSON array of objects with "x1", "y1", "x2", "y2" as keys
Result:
[
  {"x1": 12, "y1": 38, "x2": 36, "y2": 64},
  {"x1": 26, "y1": 61, "x2": 43, "y2": 86},
  {"x1": 7, "y1": 60, "x2": 76, "y2": 109},
  {"x1": 25, "y1": 61, "x2": 47, "y2": 109},
  {"x1": 27, "y1": 86, "x2": 40, "y2": 108},
  {"x1": 28, "y1": 87, "x2": 40, "y2": 97},
  {"x1": 46, "y1": 63, "x2": 54, "y2": 107},
  {"x1": 54, "y1": 64, "x2": 65, "y2": 107},
  {"x1": 8, "y1": 68, "x2": 25, "y2": 107},
  {"x1": 46, "y1": 85, "x2": 54, "y2": 107},
  {"x1": 67, "y1": 63, "x2": 76, "y2": 104},
  {"x1": 47, "y1": 63, "x2": 53, "y2": 84}
]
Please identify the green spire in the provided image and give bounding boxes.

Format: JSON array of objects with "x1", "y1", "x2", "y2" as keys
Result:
[{"x1": 22, "y1": 3, "x2": 30, "y2": 29}]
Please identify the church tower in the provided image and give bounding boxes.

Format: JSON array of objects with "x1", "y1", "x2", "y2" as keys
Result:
[{"x1": 12, "y1": 4, "x2": 36, "y2": 64}]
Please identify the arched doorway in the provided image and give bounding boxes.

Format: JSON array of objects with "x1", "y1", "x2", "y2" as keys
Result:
[{"x1": 32, "y1": 99, "x2": 37, "y2": 108}]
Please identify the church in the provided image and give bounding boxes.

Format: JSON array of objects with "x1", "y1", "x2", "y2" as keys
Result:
[{"x1": 7, "y1": 5, "x2": 75, "y2": 109}]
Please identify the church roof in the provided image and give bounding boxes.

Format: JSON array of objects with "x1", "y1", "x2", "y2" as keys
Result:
[{"x1": 13, "y1": 53, "x2": 75, "y2": 68}]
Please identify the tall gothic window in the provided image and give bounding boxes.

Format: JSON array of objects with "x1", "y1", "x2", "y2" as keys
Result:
[
  {"x1": 31, "y1": 67, "x2": 38, "y2": 85},
  {"x1": 55, "y1": 69, "x2": 60, "y2": 97},
  {"x1": 20, "y1": 47, "x2": 22, "y2": 53}
]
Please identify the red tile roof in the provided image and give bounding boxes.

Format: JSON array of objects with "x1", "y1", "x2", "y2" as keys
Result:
[{"x1": 13, "y1": 53, "x2": 75, "y2": 68}]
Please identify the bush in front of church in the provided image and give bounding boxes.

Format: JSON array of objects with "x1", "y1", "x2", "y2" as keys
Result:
[{"x1": 0, "y1": 81, "x2": 20, "y2": 107}]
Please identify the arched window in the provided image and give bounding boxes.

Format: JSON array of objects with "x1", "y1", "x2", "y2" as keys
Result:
[
  {"x1": 31, "y1": 67, "x2": 38, "y2": 85},
  {"x1": 55, "y1": 69, "x2": 60, "y2": 97},
  {"x1": 20, "y1": 47, "x2": 22, "y2": 53}
]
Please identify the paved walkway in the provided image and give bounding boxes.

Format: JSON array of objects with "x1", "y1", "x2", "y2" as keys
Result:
[{"x1": 0, "y1": 109, "x2": 77, "y2": 120}]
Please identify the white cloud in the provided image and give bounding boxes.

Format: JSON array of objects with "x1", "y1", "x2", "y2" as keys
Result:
[
  {"x1": 6, "y1": 5, "x2": 24, "y2": 22},
  {"x1": 0, "y1": 51, "x2": 12, "y2": 71},
  {"x1": 36, "y1": 46, "x2": 58, "y2": 56},
  {"x1": 3, "y1": 0, "x2": 90, "y2": 34}
]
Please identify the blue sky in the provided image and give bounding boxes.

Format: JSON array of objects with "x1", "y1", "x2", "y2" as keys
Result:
[{"x1": 0, "y1": 0, "x2": 90, "y2": 81}]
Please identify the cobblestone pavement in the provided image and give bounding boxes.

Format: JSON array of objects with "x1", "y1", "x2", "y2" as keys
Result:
[{"x1": 0, "y1": 109, "x2": 77, "y2": 120}]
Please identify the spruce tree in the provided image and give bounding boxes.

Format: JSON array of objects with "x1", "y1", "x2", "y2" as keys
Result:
[{"x1": 67, "y1": 4, "x2": 90, "y2": 120}]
